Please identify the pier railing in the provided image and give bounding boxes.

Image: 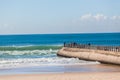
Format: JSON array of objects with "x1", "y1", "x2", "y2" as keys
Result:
[{"x1": 64, "y1": 42, "x2": 120, "y2": 52}]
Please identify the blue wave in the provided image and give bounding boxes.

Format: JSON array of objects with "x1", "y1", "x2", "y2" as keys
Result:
[{"x1": 0, "y1": 45, "x2": 62, "y2": 51}]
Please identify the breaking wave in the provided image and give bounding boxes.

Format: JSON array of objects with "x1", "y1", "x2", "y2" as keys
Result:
[
  {"x1": 0, "y1": 57, "x2": 100, "y2": 69},
  {"x1": 0, "y1": 45, "x2": 61, "y2": 59},
  {"x1": 0, "y1": 45, "x2": 100, "y2": 69},
  {"x1": 0, "y1": 49, "x2": 58, "y2": 59}
]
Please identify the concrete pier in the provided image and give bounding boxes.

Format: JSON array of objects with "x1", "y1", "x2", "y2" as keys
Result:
[{"x1": 57, "y1": 43, "x2": 120, "y2": 65}]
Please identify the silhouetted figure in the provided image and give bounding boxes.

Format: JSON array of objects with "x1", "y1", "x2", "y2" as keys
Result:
[
  {"x1": 64, "y1": 42, "x2": 66, "y2": 47},
  {"x1": 88, "y1": 43, "x2": 91, "y2": 46}
]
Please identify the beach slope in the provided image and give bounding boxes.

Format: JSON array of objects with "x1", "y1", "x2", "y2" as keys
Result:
[{"x1": 0, "y1": 72, "x2": 120, "y2": 80}]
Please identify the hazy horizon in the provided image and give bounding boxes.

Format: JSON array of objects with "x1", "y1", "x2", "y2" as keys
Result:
[{"x1": 0, "y1": 32, "x2": 119, "y2": 36}]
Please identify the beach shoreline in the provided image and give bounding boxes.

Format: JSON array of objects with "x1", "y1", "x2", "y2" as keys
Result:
[
  {"x1": 0, "y1": 63, "x2": 120, "y2": 76},
  {"x1": 0, "y1": 72, "x2": 120, "y2": 80},
  {"x1": 0, "y1": 33, "x2": 120, "y2": 80}
]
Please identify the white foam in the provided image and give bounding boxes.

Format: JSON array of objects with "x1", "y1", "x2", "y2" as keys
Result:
[
  {"x1": 0, "y1": 57, "x2": 100, "y2": 69},
  {"x1": 0, "y1": 48, "x2": 100, "y2": 69},
  {"x1": 0, "y1": 49, "x2": 58, "y2": 55}
]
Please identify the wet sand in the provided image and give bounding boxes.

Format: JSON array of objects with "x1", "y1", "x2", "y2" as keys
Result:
[
  {"x1": 0, "y1": 72, "x2": 120, "y2": 80},
  {"x1": 0, "y1": 64, "x2": 120, "y2": 80},
  {"x1": 0, "y1": 63, "x2": 120, "y2": 75}
]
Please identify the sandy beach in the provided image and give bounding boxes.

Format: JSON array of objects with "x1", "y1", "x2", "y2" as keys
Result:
[
  {"x1": 0, "y1": 64, "x2": 120, "y2": 80},
  {"x1": 0, "y1": 72, "x2": 120, "y2": 80}
]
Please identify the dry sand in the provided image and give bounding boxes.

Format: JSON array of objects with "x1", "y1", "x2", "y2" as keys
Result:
[{"x1": 0, "y1": 72, "x2": 120, "y2": 80}]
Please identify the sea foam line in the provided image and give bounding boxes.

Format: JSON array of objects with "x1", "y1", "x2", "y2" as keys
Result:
[
  {"x1": 0, "y1": 58, "x2": 100, "y2": 69},
  {"x1": 0, "y1": 49, "x2": 58, "y2": 55}
]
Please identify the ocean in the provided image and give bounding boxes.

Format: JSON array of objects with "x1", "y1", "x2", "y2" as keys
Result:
[{"x1": 0, "y1": 33, "x2": 120, "y2": 74}]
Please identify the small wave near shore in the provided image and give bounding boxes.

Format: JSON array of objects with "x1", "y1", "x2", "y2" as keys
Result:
[{"x1": 0, "y1": 45, "x2": 100, "y2": 69}]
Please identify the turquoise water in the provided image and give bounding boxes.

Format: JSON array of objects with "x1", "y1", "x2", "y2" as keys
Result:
[{"x1": 0, "y1": 33, "x2": 119, "y2": 70}]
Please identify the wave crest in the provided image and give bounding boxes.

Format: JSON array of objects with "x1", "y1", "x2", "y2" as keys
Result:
[{"x1": 0, "y1": 49, "x2": 58, "y2": 59}]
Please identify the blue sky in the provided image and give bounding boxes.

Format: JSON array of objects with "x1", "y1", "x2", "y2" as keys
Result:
[{"x1": 0, "y1": 0, "x2": 120, "y2": 34}]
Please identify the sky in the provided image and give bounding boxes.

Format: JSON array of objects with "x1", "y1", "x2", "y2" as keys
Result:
[{"x1": 0, "y1": 0, "x2": 120, "y2": 34}]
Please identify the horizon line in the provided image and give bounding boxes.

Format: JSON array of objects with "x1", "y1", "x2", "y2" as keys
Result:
[{"x1": 0, "y1": 32, "x2": 119, "y2": 36}]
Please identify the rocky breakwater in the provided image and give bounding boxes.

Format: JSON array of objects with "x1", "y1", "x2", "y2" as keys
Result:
[{"x1": 57, "y1": 43, "x2": 120, "y2": 65}]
